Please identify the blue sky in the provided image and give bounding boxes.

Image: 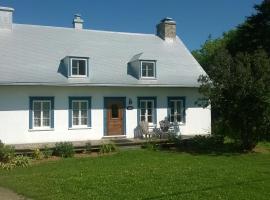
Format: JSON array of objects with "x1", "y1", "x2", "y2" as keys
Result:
[{"x1": 0, "y1": 0, "x2": 264, "y2": 50}]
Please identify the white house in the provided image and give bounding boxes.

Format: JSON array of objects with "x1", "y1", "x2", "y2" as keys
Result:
[{"x1": 0, "y1": 6, "x2": 211, "y2": 145}]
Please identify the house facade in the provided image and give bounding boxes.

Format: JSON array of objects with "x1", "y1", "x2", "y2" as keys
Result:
[{"x1": 0, "y1": 7, "x2": 211, "y2": 145}]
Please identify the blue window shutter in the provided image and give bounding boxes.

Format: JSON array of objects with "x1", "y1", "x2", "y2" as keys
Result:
[
  {"x1": 29, "y1": 97, "x2": 33, "y2": 129},
  {"x1": 51, "y1": 97, "x2": 55, "y2": 128},
  {"x1": 68, "y1": 97, "x2": 72, "y2": 128},
  {"x1": 88, "y1": 97, "x2": 92, "y2": 127}
]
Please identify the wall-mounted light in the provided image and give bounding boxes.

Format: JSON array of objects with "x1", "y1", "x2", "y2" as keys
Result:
[{"x1": 128, "y1": 98, "x2": 132, "y2": 105}]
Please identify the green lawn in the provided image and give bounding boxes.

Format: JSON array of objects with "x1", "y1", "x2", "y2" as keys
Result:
[{"x1": 0, "y1": 149, "x2": 270, "y2": 200}]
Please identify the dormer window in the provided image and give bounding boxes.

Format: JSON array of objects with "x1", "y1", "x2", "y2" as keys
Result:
[
  {"x1": 69, "y1": 58, "x2": 88, "y2": 77},
  {"x1": 140, "y1": 61, "x2": 156, "y2": 79}
]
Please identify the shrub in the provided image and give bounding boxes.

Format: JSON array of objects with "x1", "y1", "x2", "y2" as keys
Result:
[
  {"x1": 33, "y1": 148, "x2": 44, "y2": 160},
  {"x1": 54, "y1": 142, "x2": 75, "y2": 158},
  {"x1": 85, "y1": 142, "x2": 92, "y2": 154},
  {"x1": 1, "y1": 155, "x2": 30, "y2": 170},
  {"x1": 99, "y1": 142, "x2": 117, "y2": 154},
  {"x1": 141, "y1": 141, "x2": 158, "y2": 151},
  {"x1": 42, "y1": 145, "x2": 53, "y2": 158},
  {"x1": 0, "y1": 140, "x2": 15, "y2": 163}
]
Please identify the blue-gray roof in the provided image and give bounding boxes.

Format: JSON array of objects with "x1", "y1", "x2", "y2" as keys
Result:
[{"x1": 0, "y1": 24, "x2": 206, "y2": 87}]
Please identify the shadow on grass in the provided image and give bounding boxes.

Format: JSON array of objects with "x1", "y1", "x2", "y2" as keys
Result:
[{"x1": 156, "y1": 137, "x2": 244, "y2": 156}]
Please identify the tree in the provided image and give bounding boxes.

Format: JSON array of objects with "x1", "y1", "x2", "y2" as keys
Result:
[
  {"x1": 198, "y1": 49, "x2": 270, "y2": 150},
  {"x1": 193, "y1": 0, "x2": 270, "y2": 150}
]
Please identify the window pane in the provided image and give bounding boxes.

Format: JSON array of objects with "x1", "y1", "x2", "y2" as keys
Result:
[
  {"x1": 177, "y1": 114, "x2": 181, "y2": 122},
  {"x1": 81, "y1": 118, "x2": 87, "y2": 125},
  {"x1": 72, "y1": 60, "x2": 78, "y2": 67},
  {"x1": 147, "y1": 66, "x2": 154, "y2": 77},
  {"x1": 43, "y1": 110, "x2": 50, "y2": 119},
  {"x1": 34, "y1": 119, "x2": 41, "y2": 127},
  {"x1": 34, "y1": 110, "x2": 41, "y2": 119},
  {"x1": 148, "y1": 108, "x2": 152, "y2": 115},
  {"x1": 73, "y1": 110, "x2": 79, "y2": 118},
  {"x1": 111, "y1": 104, "x2": 119, "y2": 118},
  {"x1": 147, "y1": 101, "x2": 152, "y2": 109},
  {"x1": 141, "y1": 115, "x2": 145, "y2": 122},
  {"x1": 81, "y1": 110, "x2": 87, "y2": 118},
  {"x1": 80, "y1": 102, "x2": 87, "y2": 110},
  {"x1": 170, "y1": 115, "x2": 174, "y2": 123},
  {"x1": 142, "y1": 69, "x2": 147, "y2": 77},
  {"x1": 177, "y1": 101, "x2": 181, "y2": 113},
  {"x1": 73, "y1": 118, "x2": 79, "y2": 125},
  {"x1": 72, "y1": 66, "x2": 78, "y2": 75},
  {"x1": 43, "y1": 102, "x2": 50, "y2": 110},
  {"x1": 43, "y1": 119, "x2": 50, "y2": 127},
  {"x1": 147, "y1": 116, "x2": 153, "y2": 123},
  {"x1": 170, "y1": 107, "x2": 174, "y2": 115},
  {"x1": 140, "y1": 101, "x2": 146, "y2": 109},
  {"x1": 141, "y1": 109, "x2": 146, "y2": 115},
  {"x1": 73, "y1": 102, "x2": 79, "y2": 110},
  {"x1": 79, "y1": 65, "x2": 86, "y2": 75},
  {"x1": 33, "y1": 102, "x2": 41, "y2": 110}
]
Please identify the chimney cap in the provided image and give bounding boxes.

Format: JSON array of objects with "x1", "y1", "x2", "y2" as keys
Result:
[
  {"x1": 0, "y1": 6, "x2": 14, "y2": 12},
  {"x1": 160, "y1": 17, "x2": 176, "y2": 24},
  {"x1": 73, "y1": 14, "x2": 84, "y2": 23}
]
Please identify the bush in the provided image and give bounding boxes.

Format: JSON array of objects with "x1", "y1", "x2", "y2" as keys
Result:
[
  {"x1": 1, "y1": 155, "x2": 30, "y2": 170},
  {"x1": 99, "y1": 143, "x2": 117, "y2": 154},
  {"x1": 0, "y1": 140, "x2": 15, "y2": 163},
  {"x1": 85, "y1": 142, "x2": 92, "y2": 154},
  {"x1": 42, "y1": 145, "x2": 53, "y2": 158},
  {"x1": 33, "y1": 148, "x2": 44, "y2": 160},
  {"x1": 176, "y1": 135, "x2": 225, "y2": 152},
  {"x1": 141, "y1": 141, "x2": 158, "y2": 151},
  {"x1": 54, "y1": 142, "x2": 75, "y2": 158}
]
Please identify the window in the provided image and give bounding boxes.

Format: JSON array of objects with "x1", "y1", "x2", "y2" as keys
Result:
[
  {"x1": 70, "y1": 58, "x2": 88, "y2": 77},
  {"x1": 111, "y1": 104, "x2": 119, "y2": 119},
  {"x1": 29, "y1": 97, "x2": 54, "y2": 129},
  {"x1": 138, "y1": 97, "x2": 157, "y2": 125},
  {"x1": 69, "y1": 97, "x2": 91, "y2": 128},
  {"x1": 168, "y1": 97, "x2": 185, "y2": 123},
  {"x1": 141, "y1": 61, "x2": 156, "y2": 78}
]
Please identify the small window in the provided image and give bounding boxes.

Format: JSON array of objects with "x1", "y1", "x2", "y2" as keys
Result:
[
  {"x1": 29, "y1": 97, "x2": 54, "y2": 129},
  {"x1": 168, "y1": 97, "x2": 185, "y2": 124},
  {"x1": 111, "y1": 104, "x2": 119, "y2": 119},
  {"x1": 69, "y1": 97, "x2": 91, "y2": 128},
  {"x1": 70, "y1": 58, "x2": 88, "y2": 77},
  {"x1": 141, "y1": 61, "x2": 156, "y2": 78}
]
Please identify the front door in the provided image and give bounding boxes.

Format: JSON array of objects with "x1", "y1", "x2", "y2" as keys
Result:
[{"x1": 105, "y1": 98, "x2": 125, "y2": 136}]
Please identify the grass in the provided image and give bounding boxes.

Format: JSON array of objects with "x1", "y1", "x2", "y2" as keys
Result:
[{"x1": 0, "y1": 148, "x2": 270, "y2": 200}]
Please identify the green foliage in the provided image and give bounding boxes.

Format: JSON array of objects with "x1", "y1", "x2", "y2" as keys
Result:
[
  {"x1": 85, "y1": 142, "x2": 92, "y2": 154},
  {"x1": 54, "y1": 142, "x2": 75, "y2": 158},
  {"x1": 193, "y1": 1, "x2": 270, "y2": 150},
  {"x1": 141, "y1": 141, "x2": 158, "y2": 151},
  {"x1": 99, "y1": 142, "x2": 117, "y2": 154},
  {"x1": 42, "y1": 145, "x2": 53, "y2": 159},
  {"x1": 33, "y1": 149, "x2": 44, "y2": 160},
  {"x1": 0, "y1": 140, "x2": 15, "y2": 163}
]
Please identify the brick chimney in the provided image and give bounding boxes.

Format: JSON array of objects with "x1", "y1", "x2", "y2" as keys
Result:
[
  {"x1": 73, "y1": 14, "x2": 84, "y2": 30},
  {"x1": 156, "y1": 17, "x2": 176, "y2": 42},
  {"x1": 0, "y1": 6, "x2": 14, "y2": 30}
]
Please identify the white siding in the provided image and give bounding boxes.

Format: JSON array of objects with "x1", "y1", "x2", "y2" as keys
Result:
[{"x1": 0, "y1": 86, "x2": 211, "y2": 144}]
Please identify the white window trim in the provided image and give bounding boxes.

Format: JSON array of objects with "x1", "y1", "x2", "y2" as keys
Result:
[
  {"x1": 71, "y1": 100, "x2": 88, "y2": 128},
  {"x1": 32, "y1": 100, "x2": 51, "y2": 129},
  {"x1": 169, "y1": 99, "x2": 184, "y2": 124},
  {"x1": 69, "y1": 58, "x2": 88, "y2": 78},
  {"x1": 140, "y1": 99, "x2": 154, "y2": 125},
  {"x1": 140, "y1": 61, "x2": 156, "y2": 79}
]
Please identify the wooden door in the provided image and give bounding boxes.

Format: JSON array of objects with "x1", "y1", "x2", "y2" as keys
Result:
[{"x1": 106, "y1": 99, "x2": 124, "y2": 135}]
